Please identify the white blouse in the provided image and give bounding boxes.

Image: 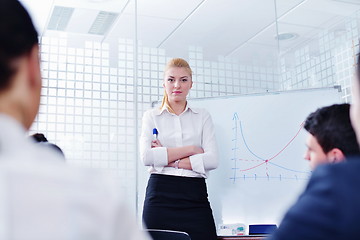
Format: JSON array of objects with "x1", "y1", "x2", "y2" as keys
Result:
[{"x1": 139, "y1": 104, "x2": 218, "y2": 178}]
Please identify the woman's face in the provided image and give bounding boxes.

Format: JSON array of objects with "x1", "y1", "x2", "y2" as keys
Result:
[{"x1": 163, "y1": 67, "x2": 192, "y2": 104}]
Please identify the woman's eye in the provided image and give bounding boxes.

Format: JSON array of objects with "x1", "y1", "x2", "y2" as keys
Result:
[
  {"x1": 167, "y1": 78, "x2": 174, "y2": 82},
  {"x1": 181, "y1": 78, "x2": 188, "y2": 82}
]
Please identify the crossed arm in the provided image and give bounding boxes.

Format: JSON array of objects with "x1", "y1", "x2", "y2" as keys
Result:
[
  {"x1": 139, "y1": 110, "x2": 218, "y2": 174},
  {"x1": 151, "y1": 139, "x2": 203, "y2": 170}
]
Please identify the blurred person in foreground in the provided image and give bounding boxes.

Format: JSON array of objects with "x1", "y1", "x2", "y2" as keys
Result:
[
  {"x1": 0, "y1": 1, "x2": 150, "y2": 239},
  {"x1": 268, "y1": 54, "x2": 360, "y2": 239}
]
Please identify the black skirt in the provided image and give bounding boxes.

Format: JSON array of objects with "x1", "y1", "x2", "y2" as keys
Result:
[{"x1": 142, "y1": 174, "x2": 217, "y2": 240}]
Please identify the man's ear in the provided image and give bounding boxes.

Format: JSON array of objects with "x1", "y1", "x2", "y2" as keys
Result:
[{"x1": 327, "y1": 148, "x2": 346, "y2": 163}]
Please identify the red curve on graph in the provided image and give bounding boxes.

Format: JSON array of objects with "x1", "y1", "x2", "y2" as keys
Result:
[{"x1": 238, "y1": 122, "x2": 305, "y2": 172}]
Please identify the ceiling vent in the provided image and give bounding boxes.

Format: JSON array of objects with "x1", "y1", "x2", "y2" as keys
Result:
[
  {"x1": 88, "y1": 11, "x2": 118, "y2": 35},
  {"x1": 275, "y1": 33, "x2": 298, "y2": 41},
  {"x1": 47, "y1": 6, "x2": 74, "y2": 31}
]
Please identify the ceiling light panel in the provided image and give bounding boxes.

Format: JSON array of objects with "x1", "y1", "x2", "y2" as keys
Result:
[
  {"x1": 47, "y1": 6, "x2": 74, "y2": 31},
  {"x1": 88, "y1": 11, "x2": 118, "y2": 35}
]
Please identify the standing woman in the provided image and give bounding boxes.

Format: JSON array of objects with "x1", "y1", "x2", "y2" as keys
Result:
[{"x1": 140, "y1": 58, "x2": 218, "y2": 240}]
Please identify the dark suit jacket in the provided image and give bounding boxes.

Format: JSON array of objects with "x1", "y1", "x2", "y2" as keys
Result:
[{"x1": 268, "y1": 158, "x2": 360, "y2": 240}]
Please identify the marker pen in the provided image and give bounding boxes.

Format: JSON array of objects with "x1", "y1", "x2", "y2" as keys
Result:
[{"x1": 153, "y1": 128, "x2": 158, "y2": 140}]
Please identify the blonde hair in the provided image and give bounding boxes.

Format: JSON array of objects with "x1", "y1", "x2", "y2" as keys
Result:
[{"x1": 160, "y1": 58, "x2": 192, "y2": 113}]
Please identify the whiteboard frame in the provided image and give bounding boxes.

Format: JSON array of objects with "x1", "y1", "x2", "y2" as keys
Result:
[{"x1": 151, "y1": 86, "x2": 342, "y2": 107}]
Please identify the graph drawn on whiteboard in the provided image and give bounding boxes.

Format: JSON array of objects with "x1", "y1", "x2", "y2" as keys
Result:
[
  {"x1": 230, "y1": 112, "x2": 311, "y2": 183},
  {"x1": 185, "y1": 87, "x2": 342, "y2": 227}
]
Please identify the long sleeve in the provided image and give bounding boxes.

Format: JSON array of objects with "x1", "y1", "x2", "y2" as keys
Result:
[
  {"x1": 139, "y1": 110, "x2": 168, "y2": 171},
  {"x1": 189, "y1": 110, "x2": 219, "y2": 175}
]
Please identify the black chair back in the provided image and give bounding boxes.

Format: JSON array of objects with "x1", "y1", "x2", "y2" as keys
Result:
[{"x1": 145, "y1": 229, "x2": 191, "y2": 240}]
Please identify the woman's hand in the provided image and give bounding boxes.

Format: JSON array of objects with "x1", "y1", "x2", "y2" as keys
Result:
[
  {"x1": 151, "y1": 139, "x2": 163, "y2": 148},
  {"x1": 166, "y1": 157, "x2": 192, "y2": 170}
]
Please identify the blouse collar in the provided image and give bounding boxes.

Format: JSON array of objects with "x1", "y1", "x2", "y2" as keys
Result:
[{"x1": 156, "y1": 102, "x2": 199, "y2": 116}]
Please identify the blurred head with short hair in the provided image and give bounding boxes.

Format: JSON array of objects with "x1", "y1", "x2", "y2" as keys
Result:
[{"x1": 0, "y1": 0, "x2": 41, "y2": 129}]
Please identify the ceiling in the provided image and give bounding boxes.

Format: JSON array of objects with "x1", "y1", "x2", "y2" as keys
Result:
[{"x1": 20, "y1": 0, "x2": 360, "y2": 65}]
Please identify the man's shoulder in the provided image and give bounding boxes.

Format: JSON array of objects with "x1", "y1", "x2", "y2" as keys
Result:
[
  {"x1": 307, "y1": 159, "x2": 360, "y2": 199},
  {"x1": 313, "y1": 158, "x2": 360, "y2": 179}
]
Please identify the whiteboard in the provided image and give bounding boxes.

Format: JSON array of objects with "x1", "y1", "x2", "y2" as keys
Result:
[{"x1": 187, "y1": 87, "x2": 342, "y2": 232}]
